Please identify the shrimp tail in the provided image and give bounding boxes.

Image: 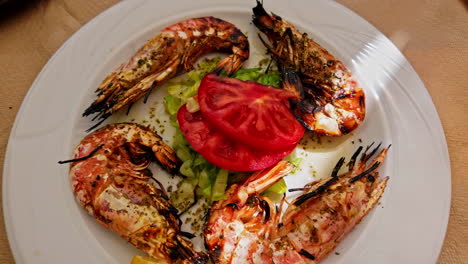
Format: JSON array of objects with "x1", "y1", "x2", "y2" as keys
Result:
[
  {"x1": 211, "y1": 27, "x2": 249, "y2": 75},
  {"x1": 211, "y1": 53, "x2": 245, "y2": 75},
  {"x1": 152, "y1": 143, "x2": 181, "y2": 174}
]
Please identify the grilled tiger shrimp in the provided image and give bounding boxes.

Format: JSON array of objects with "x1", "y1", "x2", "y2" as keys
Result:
[
  {"x1": 67, "y1": 123, "x2": 206, "y2": 263},
  {"x1": 83, "y1": 17, "x2": 249, "y2": 130},
  {"x1": 253, "y1": 1, "x2": 365, "y2": 136},
  {"x1": 204, "y1": 161, "x2": 295, "y2": 264},
  {"x1": 273, "y1": 143, "x2": 390, "y2": 263},
  {"x1": 204, "y1": 144, "x2": 390, "y2": 263}
]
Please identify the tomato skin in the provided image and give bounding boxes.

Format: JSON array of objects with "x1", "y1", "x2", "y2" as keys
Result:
[
  {"x1": 177, "y1": 105, "x2": 295, "y2": 171},
  {"x1": 198, "y1": 73, "x2": 305, "y2": 151}
]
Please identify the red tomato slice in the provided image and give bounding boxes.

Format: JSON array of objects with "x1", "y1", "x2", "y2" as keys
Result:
[
  {"x1": 198, "y1": 73, "x2": 305, "y2": 151},
  {"x1": 177, "y1": 105, "x2": 295, "y2": 171}
]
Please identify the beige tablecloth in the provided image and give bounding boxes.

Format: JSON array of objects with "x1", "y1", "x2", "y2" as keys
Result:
[{"x1": 0, "y1": 0, "x2": 467, "y2": 263}]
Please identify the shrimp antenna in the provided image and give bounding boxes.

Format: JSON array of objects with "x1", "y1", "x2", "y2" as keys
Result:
[
  {"x1": 331, "y1": 157, "x2": 346, "y2": 178},
  {"x1": 86, "y1": 114, "x2": 110, "y2": 132},
  {"x1": 347, "y1": 145, "x2": 363, "y2": 171},
  {"x1": 150, "y1": 176, "x2": 171, "y2": 201},
  {"x1": 360, "y1": 142, "x2": 375, "y2": 161},
  {"x1": 58, "y1": 144, "x2": 104, "y2": 164},
  {"x1": 364, "y1": 142, "x2": 382, "y2": 162},
  {"x1": 126, "y1": 103, "x2": 134, "y2": 115},
  {"x1": 257, "y1": 33, "x2": 274, "y2": 54},
  {"x1": 264, "y1": 58, "x2": 273, "y2": 74},
  {"x1": 294, "y1": 157, "x2": 345, "y2": 206},
  {"x1": 83, "y1": 87, "x2": 118, "y2": 117},
  {"x1": 349, "y1": 161, "x2": 381, "y2": 183},
  {"x1": 143, "y1": 82, "x2": 157, "y2": 104},
  {"x1": 288, "y1": 187, "x2": 308, "y2": 192},
  {"x1": 91, "y1": 112, "x2": 102, "y2": 121}
]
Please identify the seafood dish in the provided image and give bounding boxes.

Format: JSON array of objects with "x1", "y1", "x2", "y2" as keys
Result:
[{"x1": 62, "y1": 1, "x2": 390, "y2": 263}]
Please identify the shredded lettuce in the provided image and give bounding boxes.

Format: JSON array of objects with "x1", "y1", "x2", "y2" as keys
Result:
[
  {"x1": 261, "y1": 178, "x2": 287, "y2": 202},
  {"x1": 266, "y1": 178, "x2": 287, "y2": 194},
  {"x1": 260, "y1": 150, "x2": 303, "y2": 202},
  {"x1": 182, "y1": 81, "x2": 200, "y2": 98},
  {"x1": 232, "y1": 68, "x2": 262, "y2": 81},
  {"x1": 261, "y1": 191, "x2": 284, "y2": 203},
  {"x1": 284, "y1": 150, "x2": 302, "y2": 174},
  {"x1": 176, "y1": 147, "x2": 192, "y2": 162},
  {"x1": 173, "y1": 128, "x2": 189, "y2": 149},
  {"x1": 211, "y1": 169, "x2": 228, "y2": 201},
  {"x1": 172, "y1": 127, "x2": 223, "y2": 202},
  {"x1": 289, "y1": 158, "x2": 303, "y2": 174},
  {"x1": 232, "y1": 67, "x2": 282, "y2": 87},
  {"x1": 197, "y1": 169, "x2": 212, "y2": 198},
  {"x1": 167, "y1": 83, "x2": 185, "y2": 98},
  {"x1": 195, "y1": 56, "x2": 221, "y2": 76},
  {"x1": 193, "y1": 154, "x2": 209, "y2": 167},
  {"x1": 164, "y1": 96, "x2": 183, "y2": 116},
  {"x1": 164, "y1": 57, "x2": 228, "y2": 203},
  {"x1": 180, "y1": 160, "x2": 195, "y2": 178},
  {"x1": 257, "y1": 72, "x2": 282, "y2": 87},
  {"x1": 170, "y1": 181, "x2": 195, "y2": 211},
  {"x1": 166, "y1": 56, "x2": 221, "y2": 100},
  {"x1": 165, "y1": 57, "x2": 288, "y2": 205}
]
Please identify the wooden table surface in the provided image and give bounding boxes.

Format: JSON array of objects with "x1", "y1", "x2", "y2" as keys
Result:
[{"x1": 0, "y1": 0, "x2": 466, "y2": 263}]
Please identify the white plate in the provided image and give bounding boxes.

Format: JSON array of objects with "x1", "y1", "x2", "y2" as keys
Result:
[{"x1": 3, "y1": 0, "x2": 451, "y2": 263}]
